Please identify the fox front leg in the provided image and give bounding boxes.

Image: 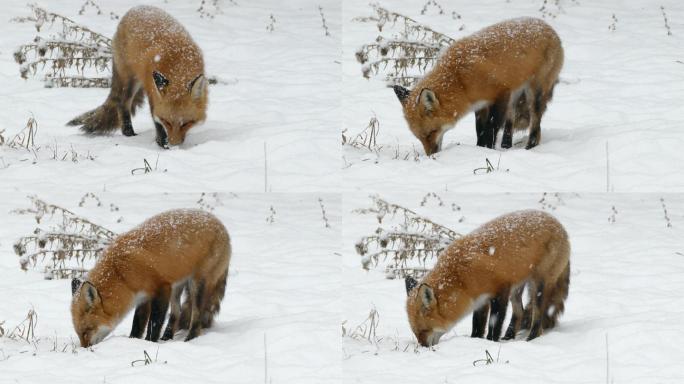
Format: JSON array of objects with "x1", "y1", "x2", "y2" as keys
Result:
[
  {"x1": 154, "y1": 121, "x2": 169, "y2": 149},
  {"x1": 471, "y1": 303, "x2": 489, "y2": 338},
  {"x1": 129, "y1": 301, "x2": 151, "y2": 339}
]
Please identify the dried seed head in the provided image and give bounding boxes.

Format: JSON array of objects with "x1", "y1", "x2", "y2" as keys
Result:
[
  {"x1": 14, "y1": 242, "x2": 26, "y2": 256},
  {"x1": 355, "y1": 242, "x2": 367, "y2": 256}
]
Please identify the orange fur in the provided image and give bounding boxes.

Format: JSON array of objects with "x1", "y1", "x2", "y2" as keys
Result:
[
  {"x1": 68, "y1": 6, "x2": 208, "y2": 147},
  {"x1": 405, "y1": 210, "x2": 570, "y2": 346},
  {"x1": 70, "y1": 209, "x2": 230, "y2": 347},
  {"x1": 394, "y1": 18, "x2": 563, "y2": 154}
]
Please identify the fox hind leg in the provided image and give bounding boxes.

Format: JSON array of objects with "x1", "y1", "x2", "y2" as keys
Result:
[
  {"x1": 503, "y1": 284, "x2": 525, "y2": 340},
  {"x1": 527, "y1": 280, "x2": 548, "y2": 341},
  {"x1": 161, "y1": 283, "x2": 185, "y2": 341},
  {"x1": 501, "y1": 120, "x2": 514, "y2": 149},
  {"x1": 526, "y1": 86, "x2": 551, "y2": 150},
  {"x1": 185, "y1": 279, "x2": 206, "y2": 341}
]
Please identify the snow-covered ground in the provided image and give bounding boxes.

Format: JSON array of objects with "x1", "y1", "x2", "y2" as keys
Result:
[
  {"x1": 0, "y1": 192, "x2": 340, "y2": 383},
  {"x1": 0, "y1": 0, "x2": 340, "y2": 193},
  {"x1": 2, "y1": 1, "x2": 684, "y2": 383},
  {"x1": 342, "y1": 0, "x2": 684, "y2": 192},
  {"x1": 343, "y1": 193, "x2": 684, "y2": 383}
]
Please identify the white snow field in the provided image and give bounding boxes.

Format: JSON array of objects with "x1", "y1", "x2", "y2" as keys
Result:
[
  {"x1": 0, "y1": 0, "x2": 340, "y2": 192},
  {"x1": 342, "y1": 0, "x2": 684, "y2": 192},
  {"x1": 0, "y1": 192, "x2": 340, "y2": 383},
  {"x1": 343, "y1": 193, "x2": 684, "y2": 383}
]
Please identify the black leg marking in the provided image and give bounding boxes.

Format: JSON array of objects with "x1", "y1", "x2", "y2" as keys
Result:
[
  {"x1": 145, "y1": 294, "x2": 170, "y2": 342},
  {"x1": 501, "y1": 120, "x2": 513, "y2": 149},
  {"x1": 486, "y1": 96, "x2": 509, "y2": 149},
  {"x1": 129, "y1": 301, "x2": 151, "y2": 339},
  {"x1": 471, "y1": 304, "x2": 489, "y2": 338},
  {"x1": 486, "y1": 105, "x2": 498, "y2": 149},
  {"x1": 121, "y1": 109, "x2": 136, "y2": 137},
  {"x1": 475, "y1": 109, "x2": 489, "y2": 147},
  {"x1": 160, "y1": 313, "x2": 177, "y2": 341},
  {"x1": 155, "y1": 121, "x2": 169, "y2": 149},
  {"x1": 487, "y1": 289, "x2": 510, "y2": 342},
  {"x1": 503, "y1": 312, "x2": 519, "y2": 340}
]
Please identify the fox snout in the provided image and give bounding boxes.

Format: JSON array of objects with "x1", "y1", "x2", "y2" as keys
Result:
[{"x1": 422, "y1": 138, "x2": 441, "y2": 156}]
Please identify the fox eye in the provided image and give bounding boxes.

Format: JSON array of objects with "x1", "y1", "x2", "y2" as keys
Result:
[{"x1": 181, "y1": 121, "x2": 195, "y2": 130}]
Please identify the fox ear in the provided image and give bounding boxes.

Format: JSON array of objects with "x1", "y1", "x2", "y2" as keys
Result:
[
  {"x1": 393, "y1": 85, "x2": 411, "y2": 104},
  {"x1": 419, "y1": 88, "x2": 439, "y2": 113},
  {"x1": 71, "y1": 278, "x2": 83, "y2": 296},
  {"x1": 405, "y1": 276, "x2": 418, "y2": 295},
  {"x1": 189, "y1": 74, "x2": 207, "y2": 100},
  {"x1": 418, "y1": 284, "x2": 436, "y2": 312},
  {"x1": 81, "y1": 282, "x2": 101, "y2": 311},
  {"x1": 153, "y1": 71, "x2": 169, "y2": 92}
]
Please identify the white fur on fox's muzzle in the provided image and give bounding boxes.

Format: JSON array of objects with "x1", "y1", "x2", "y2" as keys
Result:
[
  {"x1": 425, "y1": 330, "x2": 445, "y2": 346},
  {"x1": 90, "y1": 325, "x2": 112, "y2": 346}
]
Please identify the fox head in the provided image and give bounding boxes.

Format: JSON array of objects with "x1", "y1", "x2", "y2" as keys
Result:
[
  {"x1": 70, "y1": 278, "x2": 113, "y2": 347},
  {"x1": 150, "y1": 70, "x2": 208, "y2": 146},
  {"x1": 394, "y1": 85, "x2": 454, "y2": 156},
  {"x1": 405, "y1": 277, "x2": 450, "y2": 346}
]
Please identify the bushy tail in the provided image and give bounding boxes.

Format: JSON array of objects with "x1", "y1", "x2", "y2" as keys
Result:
[
  {"x1": 178, "y1": 268, "x2": 229, "y2": 330},
  {"x1": 542, "y1": 261, "x2": 570, "y2": 329},
  {"x1": 66, "y1": 98, "x2": 120, "y2": 134},
  {"x1": 201, "y1": 268, "x2": 228, "y2": 329},
  {"x1": 522, "y1": 261, "x2": 570, "y2": 330}
]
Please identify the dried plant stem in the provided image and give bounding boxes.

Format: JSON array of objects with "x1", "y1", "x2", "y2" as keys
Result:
[
  {"x1": 354, "y1": 4, "x2": 454, "y2": 87},
  {"x1": 13, "y1": 196, "x2": 115, "y2": 279},
  {"x1": 354, "y1": 196, "x2": 460, "y2": 278}
]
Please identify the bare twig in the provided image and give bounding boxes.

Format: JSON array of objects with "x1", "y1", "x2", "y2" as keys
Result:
[
  {"x1": 319, "y1": 6, "x2": 331, "y2": 36},
  {"x1": 661, "y1": 6, "x2": 672, "y2": 36},
  {"x1": 318, "y1": 198, "x2": 331, "y2": 228},
  {"x1": 660, "y1": 197, "x2": 673, "y2": 228}
]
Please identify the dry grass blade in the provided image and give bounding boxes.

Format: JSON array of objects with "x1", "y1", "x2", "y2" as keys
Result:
[
  {"x1": 12, "y1": 196, "x2": 115, "y2": 279},
  {"x1": 343, "y1": 306, "x2": 381, "y2": 344},
  {"x1": 1, "y1": 308, "x2": 39, "y2": 343},
  {"x1": 6, "y1": 116, "x2": 39, "y2": 150},
  {"x1": 343, "y1": 114, "x2": 382, "y2": 151}
]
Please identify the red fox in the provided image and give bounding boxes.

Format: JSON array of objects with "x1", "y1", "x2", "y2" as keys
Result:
[
  {"x1": 70, "y1": 209, "x2": 230, "y2": 347},
  {"x1": 67, "y1": 6, "x2": 208, "y2": 148},
  {"x1": 404, "y1": 210, "x2": 570, "y2": 346},
  {"x1": 393, "y1": 18, "x2": 563, "y2": 155}
]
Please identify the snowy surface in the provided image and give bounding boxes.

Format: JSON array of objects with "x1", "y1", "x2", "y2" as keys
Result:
[
  {"x1": 343, "y1": 193, "x2": 684, "y2": 383},
  {"x1": 0, "y1": 192, "x2": 340, "y2": 383},
  {"x1": 0, "y1": 0, "x2": 340, "y2": 193},
  {"x1": 342, "y1": 0, "x2": 684, "y2": 192}
]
